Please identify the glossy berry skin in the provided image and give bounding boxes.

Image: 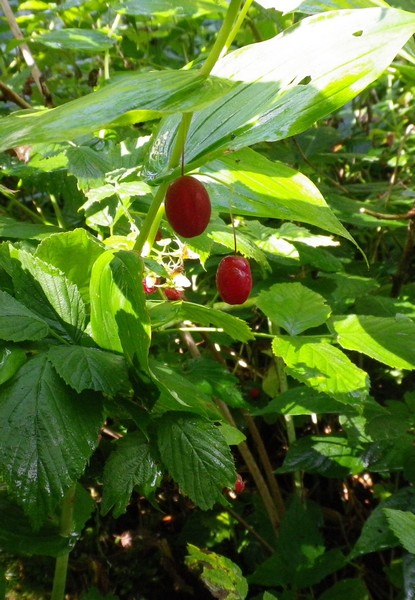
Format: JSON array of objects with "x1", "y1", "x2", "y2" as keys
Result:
[
  {"x1": 216, "y1": 256, "x2": 252, "y2": 305},
  {"x1": 164, "y1": 288, "x2": 184, "y2": 301},
  {"x1": 234, "y1": 474, "x2": 246, "y2": 495},
  {"x1": 165, "y1": 175, "x2": 211, "y2": 238}
]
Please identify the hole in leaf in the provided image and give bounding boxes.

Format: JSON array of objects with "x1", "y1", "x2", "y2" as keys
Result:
[
  {"x1": 298, "y1": 75, "x2": 311, "y2": 86},
  {"x1": 352, "y1": 29, "x2": 363, "y2": 37}
]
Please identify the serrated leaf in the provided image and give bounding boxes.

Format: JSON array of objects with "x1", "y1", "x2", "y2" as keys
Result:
[
  {"x1": 257, "y1": 282, "x2": 331, "y2": 335},
  {"x1": 90, "y1": 250, "x2": 151, "y2": 372},
  {"x1": 48, "y1": 345, "x2": 130, "y2": 395},
  {"x1": 157, "y1": 413, "x2": 236, "y2": 510},
  {"x1": 272, "y1": 336, "x2": 369, "y2": 405},
  {"x1": 150, "y1": 360, "x2": 221, "y2": 419},
  {"x1": 9, "y1": 248, "x2": 86, "y2": 342},
  {"x1": 251, "y1": 387, "x2": 357, "y2": 416},
  {"x1": 383, "y1": 509, "x2": 415, "y2": 554},
  {"x1": 201, "y1": 149, "x2": 352, "y2": 241},
  {"x1": 34, "y1": 28, "x2": 115, "y2": 51},
  {"x1": 318, "y1": 578, "x2": 370, "y2": 600},
  {"x1": 101, "y1": 431, "x2": 162, "y2": 517},
  {"x1": 0, "y1": 345, "x2": 26, "y2": 385},
  {"x1": 180, "y1": 301, "x2": 254, "y2": 342},
  {"x1": 185, "y1": 544, "x2": 248, "y2": 600},
  {"x1": 331, "y1": 314, "x2": 415, "y2": 370},
  {"x1": 0, "y1": 290, "x2": 49, "y2": 341},
  {"x1": 35, "y1": 229, "x2": 105, "y2": 304},
  {"x1": 0, "y1": 71, "x2": 235, "y2": 151},
  {"x1": 277, "y1": 435, "x2": 365, "y2": 477},
  {"x1": 0, "y1": 354, "x2": 103, "y2": 526},
  {"x1": 351, "y1": 487, "x2": 415, "y2": 558}
]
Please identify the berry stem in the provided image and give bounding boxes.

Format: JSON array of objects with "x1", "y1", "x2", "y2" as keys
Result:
[{"x1": 51, "y1": 484, "x2": 76, "y2": 600}]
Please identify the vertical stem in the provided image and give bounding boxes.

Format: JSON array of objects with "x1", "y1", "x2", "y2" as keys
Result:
[
  {"x1": 51, "y1": 484, "x2": 76, "y2": 600},
  {"x1": 49, "y1": 194, "x2": 66, "y2": 229},
  {"x1": 200, "y1": 0, "x2": 243, "y2": 76},
  {"x1": 223, "y1": 0, "x2": 255, "y2": 54}
]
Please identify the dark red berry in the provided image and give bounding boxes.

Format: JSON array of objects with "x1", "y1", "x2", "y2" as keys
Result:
[
  {"x1": 165, "y1": 288, "x2": 184, "y2": 301},
  {"x1": 234, "y1": 474, "x2": 245, "y2": 495},
  {"x1": 249, "y1": 387, "x2": 261, "y2": 400},
  {"x1": 165, "y1": 175, "x2": 211, "y2": 238},
  {"x1": 216, "y1": 256, "x2": 252, "y2": 305}
]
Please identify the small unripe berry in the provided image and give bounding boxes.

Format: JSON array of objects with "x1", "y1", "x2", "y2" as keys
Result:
[
  {"x1": 216, "y1": 256, "x2": 252, "y2": 305},
  {"x1": 234, "y1": 474, "x2": 245, "y2": 495},
  {"x1": 165, "y1": 175, "x2": 211, "y2": 238}
]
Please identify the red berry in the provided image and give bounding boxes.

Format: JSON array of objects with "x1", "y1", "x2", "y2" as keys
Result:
[
  {"x1": 234, "y1": 474, "x2": 245, "y2": 495},
  {"x1": 249, "y1": 387, "x2": 261, "y2": 400},
  {"x1": 165, "y1": 288, "x2": 184, "y2": 301},
  {"x1": 142, "y1": 276, "x2": 159, "y2": 295},
  {"x1": 165, "y1": 175, "x2": 211, "y2": 238},
  {"x1": 216, "y1": 256, "x2": 252, "y2": 305}
]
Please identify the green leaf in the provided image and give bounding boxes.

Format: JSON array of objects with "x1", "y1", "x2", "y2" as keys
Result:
[
  {"x1": 180, "y1": 301, "x2": 254, "y2": 342},
  {"x1": 157, "y1": 413, "x2": 236, "y2": 510},
  {"x1": 351, "y1": 487, "x2": 415, "y2": 558},
  {"x1": 277, "y1": 435, "x2": 365, "y2": 477},
  {"x1": 0, "y1": 354, "x2": 103, "y2": 526},
  {"x1": 201, "y1": 149, "x2": 353, "y2": 241},
  {"x1": 318, "y1": 579, "x2": 370, "y2": 600},
  {"x1": 115, "y1": 0, "x2": 228, "y2": 17},
  {"x1": 7, "y1": 247, "x2": 86, "y2": 342},
  {"x1": 0, "y1": 216, "x2": 59, "y2": 240},
  {"x1": 150, "y1": 360, "x2": 221, "y2": 419},
  {"x1": 257, "y1": 282, "x2": 331, "y2": 335},
  {"x1": 272, "y1": 336, "x2": 370, "y2": 405},
  {"x1": 101, "y1": 431, "x2": 162, "y2": 517},
  {"x1": 147, "y1": 9, "x2": 415, "y2": 176},
  {"x1": 185, "y1": 544, "x2": 248, "y2": 600},
  {"x1": 48, "y1": 345, "x2": 130, "y2": 395},
  {"x1": 383, "y1": 509, "x2": 415, "y2": 554},
  {"x1": 90, "y1": 250, "x2": 151, "y2": 372},
  {"x1": 0, "y1": 289, "x2": 49, "y2": 341},
  {"x1": 251, "y1": 387, "x2": 357, "y2": 416},
  {"x1": 0, "y1": 71, "x2": 235, "y2": 151},
  {"x1": 34, "y1": 28, "x2": 115, "y2": 51},
  {"x1": 35, "y1": 229, "x2": 105, "y2": 304},
  {"x1": 0, "y1": 345, "x2": 26, "y2": 385},
  {"x1": 66, "y1": 146, "x2": 110, "y2": 188},
  {"x1": 81, "y1": 587, "x2": 118, "y2": 600},
  {"x1": 331, "y1": 314, "x2": 415, "y2": 370}
]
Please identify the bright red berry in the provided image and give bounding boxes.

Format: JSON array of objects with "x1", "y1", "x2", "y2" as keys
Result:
[
  {"x1": 234, "y1": 474, "x2": 245, "y2": 495},
  {"x1": 216, "y1": 256, "x2": 252, "y2": 305},
  {"x1": 165, "y1": 175, "x2": 211, "y2": 238},
  {"x1": 164, "y1": 288, "x2": 184, "y2": 301}
]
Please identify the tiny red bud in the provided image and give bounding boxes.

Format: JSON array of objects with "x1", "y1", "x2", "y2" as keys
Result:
[{"x1": 234, "y1": 474, "x2": 245, "y2": 495}]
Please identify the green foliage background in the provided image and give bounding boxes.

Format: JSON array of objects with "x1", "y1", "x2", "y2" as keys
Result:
[{"x1": 2, "y1": 0, "x2": 415, "y2": 598}]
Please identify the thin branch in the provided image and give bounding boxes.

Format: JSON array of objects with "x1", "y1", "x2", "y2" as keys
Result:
[
  {"x1": 227, "y1": 506, "x2": 275, "y2": 554},
  {"x1": 0, "y1": 79, "x2": 31, "y2": 108},
  {"x1": 359, "y1": 207, "x2": 415, "y2": 221},
  {"x1": 0, "y1": 0, "x2": 53, "y2": 106}
]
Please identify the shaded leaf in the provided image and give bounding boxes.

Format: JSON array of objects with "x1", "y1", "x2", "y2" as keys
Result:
[
  {"x1": 383, "y1": 509, "x2": 415, "y2": 554},
  {"x1": 0, "y1": 345, "x2": 26, "y2": 385},
  {"x1": 0, "y1": 290, "x2": 49, "y2": 341},
  {"x1": 0, "y1": 216, "x2": 59, "y2": 240},
  {"x1": 157, "y1": 413, "x2": 235, "y2": 510},
  {"x1": 115, "y1": 0, "x2": 228, "y2": 17},
  {"x1": 34, "y1": 28, "x2": 115, "y2": 51},
  {"x1": 0, "y1": 354, "x2": 103, "y2": 526},
  {"x1": 180, "y1": 301, "x2": 254, "y2": 342},
  {"x1": 101, "y1": 431, "x2": 162, "y2": 517},
  {"x1": 48, "y1": 345, "x2": 130, "y2": 395}
]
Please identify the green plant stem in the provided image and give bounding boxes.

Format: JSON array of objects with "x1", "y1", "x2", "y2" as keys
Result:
[
  {"x1": 133, "y1": 1, "x2": 244, "y2": 256},
  {"x1": 51, "y1": 484, "x2": 76, "y2": 600},
  {"x1": 223, "y1": 0, "x2": 254, "y2": 54},
  {"x1": 49, "y1": 194, "x2": 66, "y2": 229}
]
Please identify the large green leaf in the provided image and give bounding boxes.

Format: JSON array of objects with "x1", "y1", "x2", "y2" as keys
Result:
[
  {"x1": 0, "y1": 354, "x2": 103, "y2": 526},
  {"x1": 331, "y1": 314, "x2": 415, "y2": 370},
  {"x1": 0, "y1": 290, "x2": 49, "y2": 341},
  {"x1": 35, "y1": 229, "x2": 104, "y2": 304},
  {"x1": 101, "y1": 431, "x2": 162, "y2": 517},
  {"x1": 147, "y1": 8, "x2": 415, "y2": 176},
  {"x1": 201, "y1": 149, "x2": 353, "y2": 241},
  {"x1": 90, "y1": 250, "x2": 151, "y2": 372},
  {"x1": 383, "y1": 509, "x2": 415, "y2": 554},
  {"x1": 115, "y1": 0, "x2": 228, "y2": 17},
  {"x1": 48, "y1": 345, "x2": 131, "y2": 395},
  {"x1": 157, "y1": 412, "x2": 236, "y2": 510},
  {"x1": 0, "y1": 216, "x2": 59, "y2": 240},
  {"x1": 0, "y1": 71, "x2": 235, "y2": 152},
  {"x1": 6, "y1": 248, "x2": 86, "y2": 342},
  {"x1": 34, "y1": 28, "x2": 115, "y2": 52},
  {"x1": 257, "y1": 282, "x2": 331, "y2": 335},
  {"x1": 272, "y1": 336, "x2": 370, "y2": 405}
]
